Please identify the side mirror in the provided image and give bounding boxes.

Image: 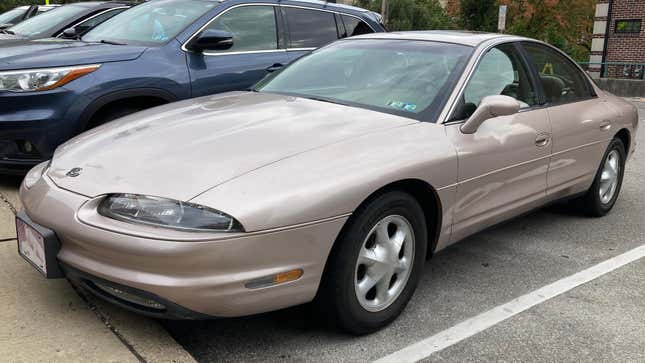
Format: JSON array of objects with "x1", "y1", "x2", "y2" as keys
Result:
[
  {"x1": 61, "y1": 28, "x2": 78, "y2": 39},
  {"x1": 189, "y1": 29, "x2": 233, "y2": 52},
  {"x1": 460, "y1": 95, "x2": 520, "y2": 134}
]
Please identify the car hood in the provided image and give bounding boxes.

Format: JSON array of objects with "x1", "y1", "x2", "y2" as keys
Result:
[
  {"x1": 48, "y1": 92, "x2": 418, "y2": 201},
  {"x1": 0, "y1": 33, "x2": 27, "y2": 42},
  {"x1": 0, "y1": 39, "x2": 146, "y2": 70}
]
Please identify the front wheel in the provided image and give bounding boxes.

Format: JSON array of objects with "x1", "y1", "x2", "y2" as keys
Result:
[
  {"x1": 317, "y1": 191, "x2": 427, "y2": 335},
  {"x1": 578, "y1": 138, "x2": 626, "y2": 217}
]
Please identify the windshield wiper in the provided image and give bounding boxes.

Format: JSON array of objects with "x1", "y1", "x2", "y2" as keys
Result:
[
  {"x1": 1, "y1": 29, "x2": 15, "y2": 35},
  {"x1": 97, "y1": 39, "x2": 126, "y2": 45},
  {"x1": 304, "y1": 96, "x2": 345, "y2": 106}
]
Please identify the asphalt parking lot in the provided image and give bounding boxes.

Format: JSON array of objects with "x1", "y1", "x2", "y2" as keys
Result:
[{"x1": 1, "y1": 99, "x2": 644, "y2": 362}]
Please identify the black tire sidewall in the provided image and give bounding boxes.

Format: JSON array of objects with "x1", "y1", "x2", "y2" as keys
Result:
[{"x1": 325, "y1": 191, "x2": 427, "y2": 334}]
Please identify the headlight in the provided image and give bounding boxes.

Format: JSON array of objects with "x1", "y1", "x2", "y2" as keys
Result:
[
  {"x1": 0, "y1": 64, "x2": 100, "y2": 92},
  {"x1": 98, "y1": 194, "x2": 243, "y2": 232},
  {"x1": 23, "y1": 160, "x2": 51, "y2": 189}
]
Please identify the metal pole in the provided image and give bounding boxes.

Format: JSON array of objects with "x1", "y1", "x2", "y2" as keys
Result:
[{"x1": 381, "y1": 0, "x2": 388, "y2": 25}]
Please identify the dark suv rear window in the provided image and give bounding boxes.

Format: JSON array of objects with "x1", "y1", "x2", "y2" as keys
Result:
[
  {"x1": 284, "y1": 7, "x2": 338, "y2": 48},
  {"x1": 341, "y1": 15, "x2": 373, "y2": 37}
]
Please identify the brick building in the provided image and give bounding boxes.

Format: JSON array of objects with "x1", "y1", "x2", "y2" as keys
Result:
[{"x1": 589, "y1": 0, "x2": 645, "y2": 79}]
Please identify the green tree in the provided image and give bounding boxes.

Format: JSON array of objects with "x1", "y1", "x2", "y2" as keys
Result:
[
  {"x1": 504, "y1": 0, "x2": 594, "y2": 61},
  {"x1": 460, "y1": 0, "x2": 498, "y2": 32},
  {"x1": 354, "y1": 0, "x2": 453, "y2": 31}
]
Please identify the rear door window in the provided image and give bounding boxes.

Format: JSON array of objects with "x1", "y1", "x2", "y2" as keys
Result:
[
  {"x1": 284, "y1": 7, "x2": 338, "y2": 48},
  {"x1": 522, "y1": 42, "x2": 594, "y2": 104}
]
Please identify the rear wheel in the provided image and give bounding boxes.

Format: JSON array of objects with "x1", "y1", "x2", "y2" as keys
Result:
[
  {"x1": 578, "y1": 138, "x2": 626, "y2": 216},
  {"x1": 318, "y1": 191, "x2": 427, "y2": 335}
]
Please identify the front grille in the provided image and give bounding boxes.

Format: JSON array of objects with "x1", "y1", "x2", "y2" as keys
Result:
[{"x1": 85, "y1": 279, "x2": 166, "y2": 312}]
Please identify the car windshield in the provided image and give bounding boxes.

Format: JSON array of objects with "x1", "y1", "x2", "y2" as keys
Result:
[
  {"x1": 257, "y1": 39, "x2": 472, "y2": 120},
  {"x1": 0, "y1": 8, "x2": 26, "y2": 25},
  {"x1": 9, "y1": 4, "x2": 86, "y2": 37},
  {"x1": 83, "y1": 0, "x2": 215, "y2": 46}
]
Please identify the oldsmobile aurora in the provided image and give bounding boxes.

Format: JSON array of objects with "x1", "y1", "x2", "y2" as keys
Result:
[{"x1": 17, "y1": 32, "x2": 639, "y2": 334}]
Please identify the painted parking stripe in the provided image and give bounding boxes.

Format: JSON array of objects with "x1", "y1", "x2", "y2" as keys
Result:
[{"x1": 375, "y1": 244, "x2": 645, "y2": 363}]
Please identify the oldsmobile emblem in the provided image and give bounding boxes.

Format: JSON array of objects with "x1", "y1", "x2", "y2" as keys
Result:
[{"x1": 66, "y1": 167, "x2": 83, "y2": 177}]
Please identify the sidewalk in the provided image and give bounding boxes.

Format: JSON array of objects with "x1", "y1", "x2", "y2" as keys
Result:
[{"x1": 0, "y1": 179, "x2": 195, "y2": 363}]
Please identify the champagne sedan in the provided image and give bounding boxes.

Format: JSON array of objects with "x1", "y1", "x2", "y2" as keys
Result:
[{"x1": 17, "y1": 31, "x2": 639, "y2": 334}]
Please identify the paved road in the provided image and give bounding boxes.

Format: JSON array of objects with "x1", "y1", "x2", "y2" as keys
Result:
[{"x1": 163, "y1": 99, "x2": 645, "y2": 362}]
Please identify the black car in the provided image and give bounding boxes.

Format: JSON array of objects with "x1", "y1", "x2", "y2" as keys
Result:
[
  {"x1": 0, "y1": 4, "x2": 59, "y2": 30},
  {"x1": 0, "y1": 2, "x2": 131, "y2": 41}
]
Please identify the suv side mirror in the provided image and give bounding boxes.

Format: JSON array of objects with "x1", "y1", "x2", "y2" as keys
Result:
[
  {"x1": 460, "y1": 95, "x2": 520, "y2": 134},
  {"x1": 189, "y1": 29, "x2": 233, "y2": 52},
  {"x1": 61, "y1": 28, "x2": 78, "y2": 39}
]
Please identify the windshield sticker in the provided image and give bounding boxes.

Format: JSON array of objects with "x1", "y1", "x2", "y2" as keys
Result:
[{"x1": 387, "y1": 100, "x2": 417, "y2": 113}]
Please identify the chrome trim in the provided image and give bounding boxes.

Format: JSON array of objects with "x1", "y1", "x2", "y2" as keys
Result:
[
  {"x1": 200, "y1": 49, "x2": 287, "y2": 57},
  {"x1": 55, "y1": 7, "x2": 130, "y2": 38},
  {"x1": 180, "y1": 2, "x2": 376, "y2": 56},
  {"x1": 286, "y1": 47, "x2": 316, "y2": 52}
]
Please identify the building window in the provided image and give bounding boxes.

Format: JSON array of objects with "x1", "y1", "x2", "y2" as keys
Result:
[{"x1": 615, "y1": 19, "x2": 641, "y2": 33}]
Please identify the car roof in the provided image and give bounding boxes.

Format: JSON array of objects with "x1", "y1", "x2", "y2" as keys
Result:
[
  {"x1": 286, "y1": 0, "x2": 375, "y2": 13},
  {"x1": 353, "y1": 30, "x2": 525, "y2": 47},
  {"x1": 72, "y1": 1, "x2": 132, "y2": 8}
]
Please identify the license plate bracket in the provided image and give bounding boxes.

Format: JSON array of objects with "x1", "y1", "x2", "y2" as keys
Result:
[{"x1": 16, "y1": 212, "x2": 64, "y2": 279}]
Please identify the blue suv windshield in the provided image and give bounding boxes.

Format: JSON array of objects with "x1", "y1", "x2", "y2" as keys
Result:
[{"x1": 83, "y1": 0, "x2": 215, "y2": 46}]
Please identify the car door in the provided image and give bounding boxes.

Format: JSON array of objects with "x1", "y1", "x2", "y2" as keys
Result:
[
  {"x1": 445, "y1": 42, "x2": 551, "y2": 242},
  {"x1": 520, "y1": 42, "x2": 617, "y2": 199},
  {"x1": 280, "y1": 5, "x2": 343, "y2": 65},
  {"x1": 186, "y1": 4, "x2": 292, "y2": 97}
]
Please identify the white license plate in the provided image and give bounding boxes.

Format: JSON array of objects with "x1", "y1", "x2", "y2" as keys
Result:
[{"x1": 16, "y1": 218, "x2": 47, "y2": 275}]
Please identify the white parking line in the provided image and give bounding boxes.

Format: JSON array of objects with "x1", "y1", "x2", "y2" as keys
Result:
[{"x1": 374, "y1": 244, "x2": 645, "y2": 363}]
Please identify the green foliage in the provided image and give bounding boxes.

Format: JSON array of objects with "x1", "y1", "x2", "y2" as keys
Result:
[
  {"x1": 354, "y1": 0, "x2": 454, "y2": 31},
  {"x1": 504, "y1": 0, "x2": 594, "y2": 62},
  {"x1": 459, "y1": 0, "x2": 498, "y2": 32}
]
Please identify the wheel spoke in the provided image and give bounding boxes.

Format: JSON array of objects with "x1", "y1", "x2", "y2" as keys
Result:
[
  {"x1": 356, "y1": 274, "x2": 378, "y2": 297},
  {"x1": 396, "y1": 257, "x2": 410, "y2": 273},
  {"x1": 375, "y1": 222, "x2": 390, "y2": 245},
  {"x1": 358, "y1": 246, "x2": 386, "y2": 266},
  {"x1": 375, "y1": 273, "x2": 392, "y2": 303},
  {"x1": 390, "y1": 222, "x2": 409, "y2": 256}
]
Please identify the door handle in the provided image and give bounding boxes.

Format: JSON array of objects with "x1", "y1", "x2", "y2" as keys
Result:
[
  {"x1": 535, "y1": 133, "x2": 551, "y2": 147},
  {"x1": 266, "y1": 63, "x2": 284, "y2": 73},
  {"x1": 599, "y1": 120, "x2": 612, "y2": 132}
]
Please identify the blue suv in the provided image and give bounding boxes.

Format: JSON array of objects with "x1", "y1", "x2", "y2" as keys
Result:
[{"x1": 0, "y1": 0, "x2": 385, "y2": 174}]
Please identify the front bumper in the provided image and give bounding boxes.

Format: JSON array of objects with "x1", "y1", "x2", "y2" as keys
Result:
[
  {"x1": 0, "y1": 88, "x2": 79, "y2": 174},
  {"x1": 20, "y1": 174, "x2": 347, "y2": 318}
]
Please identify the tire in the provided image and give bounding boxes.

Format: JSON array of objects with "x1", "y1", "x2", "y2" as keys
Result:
[
  {"x1": 578, "y1": 138, "x2": 626, "y2": 217},
  {"x1": 86, "y1": 106, "x2": 142, "y2": 130},
  {"x1": 317, "y1": 191, "x2": 427, "y2": 335}
]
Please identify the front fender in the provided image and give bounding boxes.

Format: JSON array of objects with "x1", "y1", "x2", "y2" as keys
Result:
[{"x1": 191, "y1": 122, "x2": 458, "y2": 233}]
